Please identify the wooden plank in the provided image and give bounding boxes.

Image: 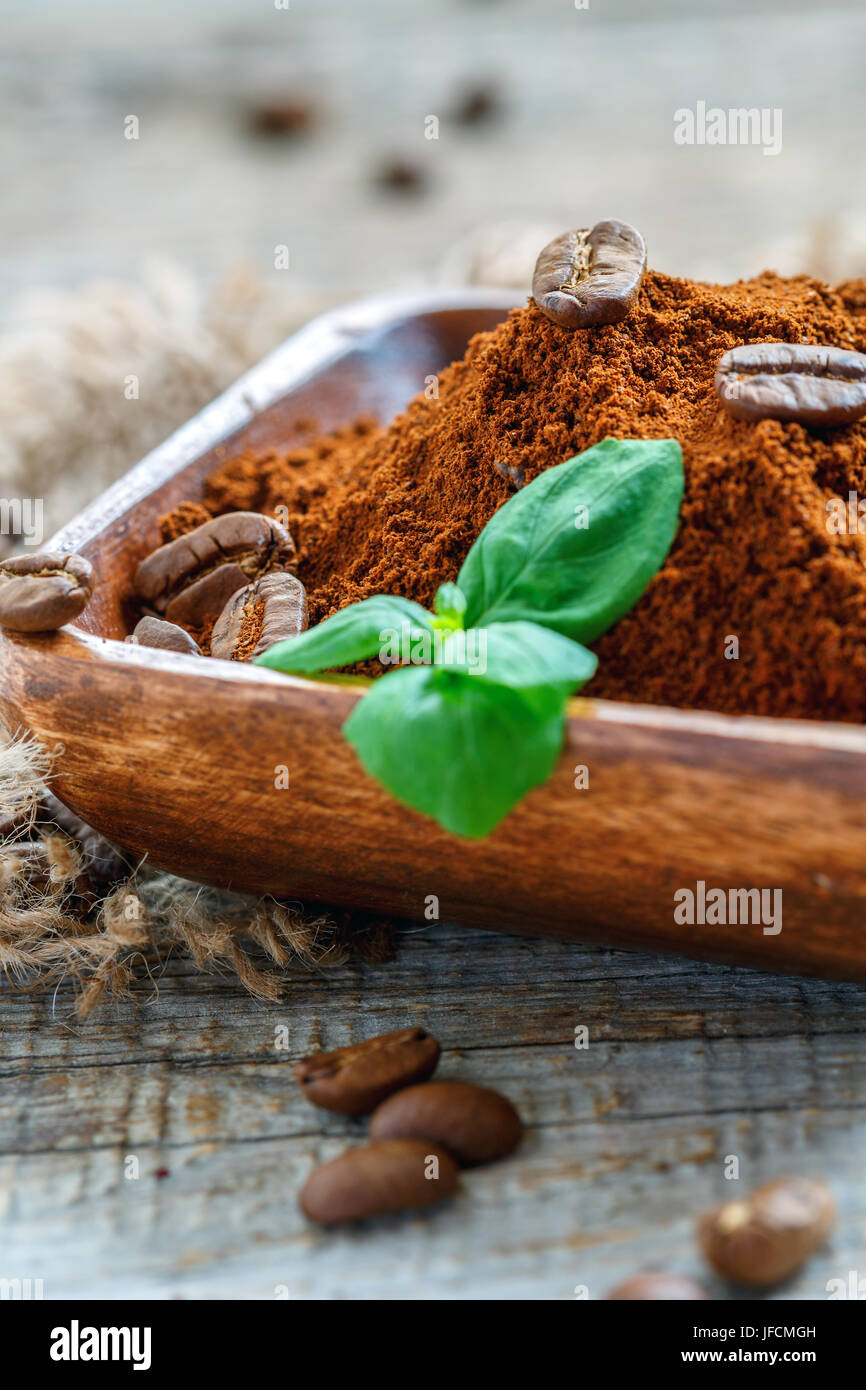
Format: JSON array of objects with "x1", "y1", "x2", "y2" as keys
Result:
[
  {"x1": 0, "y1": 1112, "x2": 861, "y2": 1300},
  {"x1": 4, "y1": 926, "x2": 866, "y2": 1065},
  {"x1": 3, "y1": 1033, "x2": 866, "y2": 1156},
  {"x1": 1, "y1": 923, "x2": 864, "y2": 1299}
]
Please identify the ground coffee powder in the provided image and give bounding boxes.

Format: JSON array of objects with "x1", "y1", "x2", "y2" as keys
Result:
[{"x1": 165, "y1": 270, "x2": 866, "y2": 722}]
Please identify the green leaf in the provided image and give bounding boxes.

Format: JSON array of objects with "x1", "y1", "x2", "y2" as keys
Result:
[
  {"x1": 435, "y1": 620, "x2": 598, "y2": 691},
  {"x1": 255, "y1": 595, "x2": 433, "y2": 674},
  {"x1": 432, "y1": 582, "x2": 467, "y2": 629},
  {"x1": 343, "y1": 664, "x2": 569, "y2": 838},
  {"x1": 457, "y1": 437, "x2": 684, "y2": 643}
]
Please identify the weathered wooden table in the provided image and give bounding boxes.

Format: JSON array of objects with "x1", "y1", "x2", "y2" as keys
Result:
[{"x1": 2, "y1": 922, "x2": 864, "y2": 1300}]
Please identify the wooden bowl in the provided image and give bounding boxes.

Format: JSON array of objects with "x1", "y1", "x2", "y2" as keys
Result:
[{"x1": 2, "y1": 289, "x2": 865, "y2": 980}]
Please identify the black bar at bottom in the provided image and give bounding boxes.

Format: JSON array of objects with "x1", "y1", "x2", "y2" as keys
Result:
[{"x1": 3, "y1": 1297, "x2": 860, "y2": 1375}]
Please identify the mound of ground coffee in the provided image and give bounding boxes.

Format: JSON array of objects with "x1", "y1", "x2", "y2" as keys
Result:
[{"x1": 164, "y1": 270, "x2": 866, "y2": 722}]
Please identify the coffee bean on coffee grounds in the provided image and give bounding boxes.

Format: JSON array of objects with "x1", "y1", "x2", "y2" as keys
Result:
[{"x1": 163, "y1": 270, "x2": 866, "y2": 721}]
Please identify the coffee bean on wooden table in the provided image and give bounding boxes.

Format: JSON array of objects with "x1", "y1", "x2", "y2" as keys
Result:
[
  {"x1": 532, "y1": 220, "x2": 646, "y2": 329},
  {"x1": 134, "y1": 512, "x2": 295, "y2": 630},
  {"x1": 715, "y1": 342, "x2": 866, "y2": 427},
  {"x1": 453, "y1": 81, "x2": 502, "y2": 127},
  {"x1": 211, "y1": 571, "x2": 308, "y2": 662},
  {"x1": 369, "y1": 1080, "x2": 521, "y2": 1164},
  {"x1": 374, "y1": 157, "x2": 427, "y2": 195},
  {"x1": 125, "y1": 616, "x2": 202, "y2": 655},
  {"x1": 0, "y1": 552, "x2": 94, "y2": 632},
  {"x1": 299, "y1": 1139, "x2": 458, "y2": 1226},
  {"x1": 697, "y1": 1177, "x2": 835, "y2": 1286},
  {"x1": 296, "y1": 1027, "x2": 441, "y2": 1116},
  {"x1": 247, "y1": 98, "x2": 315, "y2": 140},
  {"x1": 606, "y1": 1273, "x2": 709, "y2": 1301}
]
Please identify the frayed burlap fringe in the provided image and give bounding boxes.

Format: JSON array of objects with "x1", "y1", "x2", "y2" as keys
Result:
[
  {"x1": 0, "y1": 728, "x2": 393, "y2": 1018},
  {"x1": 0, "y1": 730, "x2": 52, "y2": 828}
]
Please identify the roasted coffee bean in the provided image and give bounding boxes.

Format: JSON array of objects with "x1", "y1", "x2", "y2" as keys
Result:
[
  {"x1": 698, "y1": 1177, "x2": 835, "y2": 1287},
  {"x1": 125, "y1": 616, "x2": 202, "y2": 655},
  {"x1": 134, "y1": 512, "x2": 295, "y2": 630},
  {"x1": 532, "y1": 220, "x2": 646, "y2": 330},
  {"x1": 299, "y1": 1139, "x2": 458, "y2": 1226},
  {"x1": 211, "y1": 571, "x2": 308, "y2": 662},
  {"x1": 453, "y1": 82, "x2": 502, "y2": 127},
  {"x1": 0, "y1": 552, "x2": 94, "y2": 633},
  {"x1": 296, "y1": 1027, "x2": 440, "y2": 1116},
  {"x1": 247, "y1": 98, "x2": 315, "y2": 139},
  {"x1": 606, "y1": 1273, "x2": 708, "y2": 1301},
  {"x1": 715, "y1": 342, "x2": 866, "y2": 427},
  {"x1": 374, "y1": 157, "x2": 427, "y2": 195},
  {"x1": 369, "y1": 1080, "x2": 521, "y2": 1165}
]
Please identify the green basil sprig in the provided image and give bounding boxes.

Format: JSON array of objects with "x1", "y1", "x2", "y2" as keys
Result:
[
  {"x1": 257, "y1": 437, "x2": 684, "y2": 837},
  {"x1": 457, "y1": 435, "x2": 684, "y2": 641}
]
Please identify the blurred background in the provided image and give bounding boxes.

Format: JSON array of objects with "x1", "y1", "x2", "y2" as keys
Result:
[{"x1": 1, "y1": 0, "x2": 866, "y2": 536}]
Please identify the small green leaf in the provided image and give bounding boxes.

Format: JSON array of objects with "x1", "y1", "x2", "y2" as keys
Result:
[
  {"x1": 343, "y1": 664, "x2": 568, "y2": 838},
  {"x1": 435, "y1": 620, "x2": 597, "y2": 691},
  {"x1": 457, "y1": 437, "x2": 684, "y2": 643},
  {"x1": 432, "y1": 582, "x2": 467, "y2": 629},
  {"x1": 255, "y1": 595, "x2": 433, "y2": 673}
]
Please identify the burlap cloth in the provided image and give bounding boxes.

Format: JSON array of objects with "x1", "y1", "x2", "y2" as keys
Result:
[{"x1": 0, "y1": 728, "x2": 398, "y2": 1017}]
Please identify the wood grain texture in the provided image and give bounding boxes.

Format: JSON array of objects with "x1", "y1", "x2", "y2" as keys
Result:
[
  {"x1": 1, "y1": 923, "x2": 864, "y2": 1300},
  {"x1": 1, "y1": 290, "x2": 865, "y2": 982}
]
